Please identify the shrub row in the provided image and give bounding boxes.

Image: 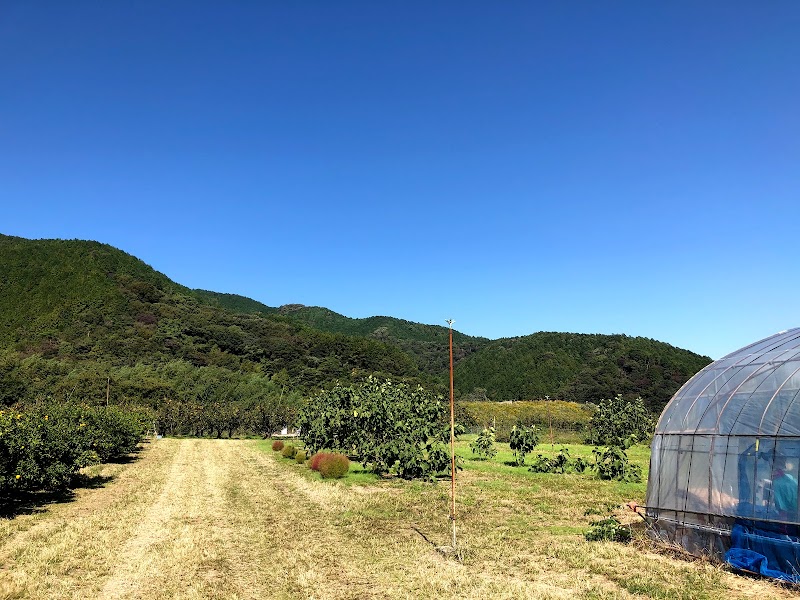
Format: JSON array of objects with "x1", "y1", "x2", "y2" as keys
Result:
[
  {"x1": 270, "y1": 441, "x2": 349, "y2": 478},
  {"x1": 0, "y1": 403, "x2": 150, "y2": 496},
  {"x1": 272, "y1": 441, "x2": 304, "y2": 463}
]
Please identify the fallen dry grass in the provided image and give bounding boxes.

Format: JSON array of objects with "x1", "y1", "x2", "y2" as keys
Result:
[{"x1": 0, "y1": 438, "x2": 795, "y2": 599}]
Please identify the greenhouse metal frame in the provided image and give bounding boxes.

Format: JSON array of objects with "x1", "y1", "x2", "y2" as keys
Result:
[{"x1": 647, "y1": 328, "x2": 800, "y2": 581}]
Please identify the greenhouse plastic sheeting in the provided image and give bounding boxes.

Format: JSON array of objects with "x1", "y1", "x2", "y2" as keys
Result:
[{"x1": 646, "y1": 328, "x2": 800, "y2": 580}]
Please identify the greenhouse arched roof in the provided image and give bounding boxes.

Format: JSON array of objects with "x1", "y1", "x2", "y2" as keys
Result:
[{"x1": 656, "y1": 328, "x2": 800, "y2": 438}]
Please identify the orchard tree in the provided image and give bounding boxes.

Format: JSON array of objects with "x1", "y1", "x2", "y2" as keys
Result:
[
  {"x1": 509, "y1": 424, "x2": 539, "y2": 466},
  {"x1": 298, "y1": 376, "x2": 456, "y2": 479},
  {"x1": 470, "y1": 426, "x2": 497, "y2": 460},
  {"x1": 585, "y1": 394, "x2": 653, "y2": 446}
]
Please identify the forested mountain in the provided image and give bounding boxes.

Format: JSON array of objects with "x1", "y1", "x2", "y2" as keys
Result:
[
  {"x1": 0, "y1": 234, "x2": 711, "y2": 412},
  {"x1": 276, "y1": 305, "x2": 490, "y2": 376},
  {"x1": 191, "y1": 289, "x2": 277, "y2": 316},
  {"x1": 0, "y1": 234, "x2": 417, "y2": 389},
  {"x1": 454, "y1": 332, "x2": 711, "y2": 411}
]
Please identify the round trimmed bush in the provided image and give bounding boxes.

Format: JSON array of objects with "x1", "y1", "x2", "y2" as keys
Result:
[
  {"x1": 308, "y1": 452, "x2": 329, "y2": 471},
  {"x1": 271, "y1": 440, "x2": 285, "y2": 451},
  {"x1": 281, "y1": 444, "x2": 297, "y2": 459},
  {"x1": 295, "y1": 451, "x2": 307, "y2": 464},
  {"x1": 318, "y1": 453, "x2": 350, "y2": 479}
]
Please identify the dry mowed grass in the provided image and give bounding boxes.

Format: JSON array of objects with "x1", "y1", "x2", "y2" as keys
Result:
[{"x1": 0, "y1": 437, "x2": 795, "y2": 600}]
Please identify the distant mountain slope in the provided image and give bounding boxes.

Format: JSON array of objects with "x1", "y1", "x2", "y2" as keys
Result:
[
  {"x1": 277, "y1": 305, "x2": 478, "y2": 344},
  {"x1": 0, "y1": 233, "x2": 711, "y2": 409},
  {"x1": 276, "y1": 305, "x2": 490, "y2": 375},
  {"x1": 454, "y1": 332, "x2": 712, "y2": 411},
  {"x1": 0, "y1": 234, "x2": 417, "y2": 386},
  {"x1": 191, "y1": 289, "x2": 277, "y2": 315},
  {"x1": 0, "y1": 234, "x2": 185, "y2": 343}
]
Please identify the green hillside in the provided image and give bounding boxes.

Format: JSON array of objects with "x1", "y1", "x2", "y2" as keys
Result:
[
  {"x1": 454, "y1": 332, "x2": 711, "y2": 411},
  {"x1": 277, "y1": 305, "x2": 490, "y2": 375},
  {"x1": 191, "y1": 289, "x2": 277, "y2": 315},
  {"x1": 0, "y1": 234, "x2": 184, "y2": 345},
  {"x1": 0, "y1": 234, "x2": 418, "y2": 389},
  {"x1": 0, "y1": 234, "x2": 711, "y2": 413}
]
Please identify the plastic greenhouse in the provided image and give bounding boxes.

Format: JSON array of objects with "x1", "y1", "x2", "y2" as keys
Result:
[{"x1": 647, "y1": 328, "x2": 800, "y2": 582}]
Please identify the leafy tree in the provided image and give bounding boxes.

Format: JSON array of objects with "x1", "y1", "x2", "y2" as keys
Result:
[
  {"x1": 470, "y1": 427, "x2": 497, "y2": 460},
  {"x1": 509, "y1": 425, "x2": 539, "y2": 466},
  {"x1": 592, "y1": 436, "x2": 642, "y2": 483},
  {"x1": 298, "y1": 376, "x2": 455, "y2": 479},
  {"x1": 585, "y1": 394, "x2": 653, "y2": 446}
]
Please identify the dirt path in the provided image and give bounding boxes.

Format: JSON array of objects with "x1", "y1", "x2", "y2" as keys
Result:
[
  {"x1": 1, "y1": 439, "x2": 796, "y2": 600},
  {"x1": 0, "y1": 439, "x2": 439, "y2": 600}
]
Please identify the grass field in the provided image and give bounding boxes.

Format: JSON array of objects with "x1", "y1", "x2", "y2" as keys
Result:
[{"x1": 0, "y1": 436, "x2": 793, "y2": 599}]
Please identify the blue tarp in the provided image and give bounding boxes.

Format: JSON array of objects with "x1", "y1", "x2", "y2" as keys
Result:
[{"x1": 725, "y1": 524, "x2": 800, "y2": 583}]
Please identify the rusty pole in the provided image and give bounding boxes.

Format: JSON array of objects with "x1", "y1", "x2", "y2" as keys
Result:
[{"x1": 447, "y1": 319, "x2": 456, "y2": 549}]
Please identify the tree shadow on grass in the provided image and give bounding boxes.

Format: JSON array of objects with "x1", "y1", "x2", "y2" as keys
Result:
[
  {"x1": 105, "y1": 448, "x2": 143, "y2": 464},
  {"x1": 0, "y1": 489, "x2": 78, "y2": 518},
  {"x1": 0, "y1": 465, "x2": 125, "y2": 519},
  {"x1": 0, "y1": 472, "x2": 113, "y2": 519},
  {"x1": 0, "y1": 442, "x2": 147, "y2": 519}
]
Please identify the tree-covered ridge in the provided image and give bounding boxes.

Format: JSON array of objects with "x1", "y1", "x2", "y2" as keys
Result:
[
  {"x1": 454, "y1": 332, "x2": 711, "y2": 411},
  {"x1": 0, "y1": 234, "x2": 185, "y2": 344},
  {"x1": 0, "y1": 235, "x2": 419, "y2": 389},
  {"x1": 277, "y1": 305, "x2": 490, "y2": 375},
  {"x1": 190, "y1": 289, "x2": 277, "y2": 315},
  {"x1": 0, "y1": 234, "x2": 711, "y2": 410},
  {"x1": 278, "y1": 305, "x2": 482, "y2": 344}
]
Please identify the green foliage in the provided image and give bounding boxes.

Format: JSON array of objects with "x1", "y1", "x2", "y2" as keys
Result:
[
  {"x1": 281, "y1": 444, "x2": 297, "y2": 459},
  {"x1": 453, "y1": 332, "x2": 710, "y2": 410},
  {"x1": 528, "y1": 447, "x2": 588, "y2": 474},
  {"x1": 592, "y1": 437, "x2": 642, "y2": 482},
  {"x1": 572, "y1": 456, "x2": 590, "y2": 473},
  {"x1": 298, "y1": 377, "x2": 455, "y2": 479},
  {"x1": 584, "y1": 517, "x2": 632, "y2": 543},
  {"x1": 470, "y1": 427, "x2": 497, "y2": 460},
  {"x1": 271, "y1": 440, "x2": 284, "y2": 451},
  {"x1": 509, "y1": 425, "x2": 539, "y2": 466},
  {"x1": 190, "y1": 290, "x2": 276, "y2": 315},
  {"x1": 295, "y1": 450, "x2": 306, "y2": 464},
  {"x1": 276, "y1": 306, "x2": 490, "y2": 378},
  {"x1": 0, "y1": 403, "x2": 147, "y2": 496},
  {"x1": 0, "y1": 355, "x2": 304, "y2": 440},
  {"x1": 586, "y1": 394, "x2": 653, "y2": 446},
  {"x1": 317, "y1": 452, "x2": 350, "y2": 479}
]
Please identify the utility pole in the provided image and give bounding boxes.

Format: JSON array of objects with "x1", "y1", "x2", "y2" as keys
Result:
[
  {"x1": 446, "y1": 319, "x2": 457, "y2": 550},
  {"x1": 106, "y1": 377, "x2": 110, "y2": 406}
]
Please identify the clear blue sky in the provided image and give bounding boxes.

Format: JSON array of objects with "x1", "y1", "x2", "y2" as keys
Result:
[{"x1": 2, "y1": 2, "x2": 798, "y2": 359}]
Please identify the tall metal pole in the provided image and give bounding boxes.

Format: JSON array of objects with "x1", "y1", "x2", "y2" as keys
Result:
[{"x1": 446, "y1": 319, "x2": 456, "y2": 549}]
